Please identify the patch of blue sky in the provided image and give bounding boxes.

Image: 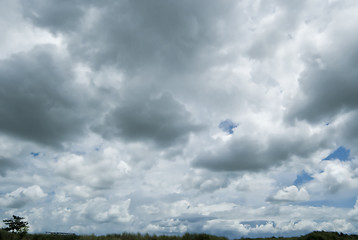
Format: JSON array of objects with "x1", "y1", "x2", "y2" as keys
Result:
[
  {"x1": 293, "y1": 170, "x2": 314, "y2": 186},
  {"x1": 218, "y1": 119, "x2": 238, "y2": 134},
  {"x1": 323, "y1": 146, "x2": 350, "y2": 161},
  {"x1": 44, "y1": 192, "x2": 56, "y2": 203},
  {"x1": 30, "y1": 152, "x2": 40, "y2": 157},
  {"x1": 298, "y1": 196, "x2": 357, "y2": 208}
]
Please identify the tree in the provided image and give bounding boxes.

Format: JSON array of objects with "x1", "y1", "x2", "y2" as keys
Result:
[{"x1": 2, "y1": 215, "x2": 29, "y2": 235}]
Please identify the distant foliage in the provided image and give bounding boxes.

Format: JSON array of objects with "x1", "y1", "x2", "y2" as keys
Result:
[
  {"x1": 0, "y1": 229, "x2": 20, "y2": 240},
  {"x1": 79, "y1": 232, "x2": 227, "y2": 240},
  {"x1": 31, "y1": 233, "x2": 79, "y2": 240},
  {"x1": 2, "y1": 230, "x2": 358, "y2": 240},
  {"x1": 237, "y1": 231, "x2": 358, "y2": 240},
  {"x1": 2, "y1": 215, "x2": 29, "y2": 238},
  {"x1": 298, "y1": 231, "x2": 358, "y2": 240}
]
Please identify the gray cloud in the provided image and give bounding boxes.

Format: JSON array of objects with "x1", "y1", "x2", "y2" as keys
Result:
[
  {"x1": 0, "y1": 45, "x2": 88, "y2": 148},
  {"x1": 21, "y1": 0, "x2": 239, "y2": 74},
  {"x1": 77, "y1": 0, "x2": 237, "y2": 73},
  {"x1": 21, "y1": 0, "x2": 86, "y2": 34},
  {"x1": 339, "y1": 111, "x2": 358, "y2": 155},
  {"x1": 95, "y1": 92, "x2": 204, "y2": 148},
  {"x1": 286, "y1": 55, "x2": 358, "y2": 124},
  {"x1": 0, "y1": 156, "x2": 18, "y2": 177},
  {"x1": 286, "y1": 17, "x2": 358, "y2": 124},
  {"x1": 2, "y1": 0, "x2": 358, "y2": 237},
  {"x1": 193, "y1": 132, "x2": 328, "y2": 172},
  {"x1": 193, "y1": 137, "x2": 264, "y2": 171},
  {"x1": 182, "y1": 169, "x2": 233, "y2": 193},
  {"x1": 76, "y1": 198, "x2": 133, "y2": 224}
]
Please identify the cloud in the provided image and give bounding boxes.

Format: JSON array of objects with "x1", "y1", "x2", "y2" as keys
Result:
[
  {"x1": 348, "y1": 198, "x2": 358, "y2": 221},
  {"x1": 285, "y1": 5, "x2": 358, "y2": 124},
  {"x1": 21, "y1": 0, "x2": 86, "y2": 34},
  {"x1": 75, "y1": 198, "x2": 133, "y2": 224},
  {"x1": 182, "y1": 170, "x2": 231, "y2": 193},
  {"x1": 306, "y1": 160, "x2": 358, "y2": 195},
  {"x1": 55, "y1": 148, "x2": 131, "y2": 190},
  {"x1": 95, "y1": 92, "x2": 204, "y2": 148},
  {"x1": 0, "y1": 185, "x2": 47, "y2": 208},
  {"x1": 234, "y1": 173, "x2": 276, "y2": 206},
  {"x1": 56, "y1": 0, "x2": 238, "y2": 73},
  {"x1": 2, "y1": 0, "x2": 358, "y2": 237},
  {"x1": 201, "y1": 206, "x2": 355, "y2": 238},
  {"x1": 166, "y1": 200, "x2": 236, "y2": 218},
  {"x1": 0, "y1": 156, "x2": 19, "y2": 177},
  {"x1": 193, "y1": 129, "x2": 327, "y2": 172},
  {"x1": 247, "y1": 0, "x2": 306, "y2": 60},
  {"x1": 145, "y1": 218, "x2": 187, "y2": 235},
  {"x1": 267, "y1": 185, "x2": 309, "y2": 202},
  {"x1": 337, "y1": 111, "x2": 358, "y2": 154},
  {"x1": 0, "y1": 45, "x2": 89, "y2": 148}
]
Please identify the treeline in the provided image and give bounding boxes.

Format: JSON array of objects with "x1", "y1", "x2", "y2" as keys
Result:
[
  {"x1": 0, "y1": 230, "x2": 227, "y2": 240},
  {"x1": 1, "y1": 230, "x2": 358, "y2": 240},
  {"x1": 238, "y1": 231, "x2": 358, "y2": 240}
]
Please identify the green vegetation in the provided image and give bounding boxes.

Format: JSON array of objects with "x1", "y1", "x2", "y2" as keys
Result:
[
  {"x1": 0, "y1": 231, "x2": 225, "y2": 240},
  {"x1": 238, "y1": 231, "x2": 358, "y2": 240},
  {"x1": 3, "y1": 215, "x2": 29, "y2": 233},
  {"x1": 1, "y1": 230, "x2": 358, "y2": 240},
  {"x1": 2, "y1": 215, "x2": 29, "y2": 239}
]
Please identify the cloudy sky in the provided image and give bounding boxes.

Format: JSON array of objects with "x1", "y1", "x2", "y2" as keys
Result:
[{"x1": 1, "y1": 0, "x2": 358, "y2": 238}]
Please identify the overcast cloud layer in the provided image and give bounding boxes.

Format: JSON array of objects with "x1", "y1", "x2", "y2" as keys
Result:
[{"x1": 1, "y1": 0, "x2": 358, "y2": 238}]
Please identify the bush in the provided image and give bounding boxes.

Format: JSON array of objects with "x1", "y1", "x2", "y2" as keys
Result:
[{"x1": 0, "y1": 229, "x2": 21, "y2": 240}]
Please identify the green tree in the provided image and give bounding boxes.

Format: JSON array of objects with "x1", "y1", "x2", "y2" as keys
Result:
[{"x1": 2, "y1": 215, "x2": 29, "y2": 236}]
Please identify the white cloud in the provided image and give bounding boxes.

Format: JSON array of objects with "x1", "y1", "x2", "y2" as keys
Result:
[
  {"x1": 1, "y1": 0, "x2": 358, "y2": 237},
  {"x1": 54, "y1": 148, "x2": 131, "y2": 190},
  {"x1": 145, "y1": 218, "x2": 188, "y2": 234},
  {"x1": 268, "y1": 185, "x2": 309, "y2": 202},
  {"x1": 0, "y1": 185, "x2": 47, "y2": 208},
  {"x1": 348, "y1": 197, "x2": 358, "y2": 221},
  {"x1": 306, "y1": 160, "x2": 358, "y2": 195},
  {"x1": 75, "y1": 198, "x2": 133, "y2": 224}
]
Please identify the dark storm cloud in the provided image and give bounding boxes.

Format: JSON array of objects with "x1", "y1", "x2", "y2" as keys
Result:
[
  {"x1": 95, "y1": 92, "x2": 204, "y2": 148},
  {"x1": 19, "y1": 0, "x2": 234, "y2": 149},
  {"x1": 193, "y1": 137, "x2": 269, "y2": 172},
  {"x1": 0, "y1": 156, "x2": 18, "y2": 177},
  {"x1": 193, "y1": 132, "x2": 327, "y2": 172},
  {"x1": 0, "y1": 45, "x2": 87, "y2": 148},
  {"x1": 74, "y1": 0, "x2": 237, "y2": 73},
  {"x1": 21, "y1": 0, "x2": 238, "y2": 73},
  {"x1": 21, "y1": 0, "x2": 86, "y2": 34}
]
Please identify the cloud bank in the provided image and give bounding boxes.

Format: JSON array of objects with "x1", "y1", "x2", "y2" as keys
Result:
[{"x1": 1, "y1": 0, "x2": 358, "y2": 238}]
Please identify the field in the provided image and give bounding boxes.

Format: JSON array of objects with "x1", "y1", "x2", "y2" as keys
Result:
[{"x1": 1, "y1": 231, "x2": 358, "y2": 240}]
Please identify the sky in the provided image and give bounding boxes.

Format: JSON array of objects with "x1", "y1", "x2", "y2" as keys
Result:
[{"x1": 1, "y1": 0, "x2": 358, "y2": 238}]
